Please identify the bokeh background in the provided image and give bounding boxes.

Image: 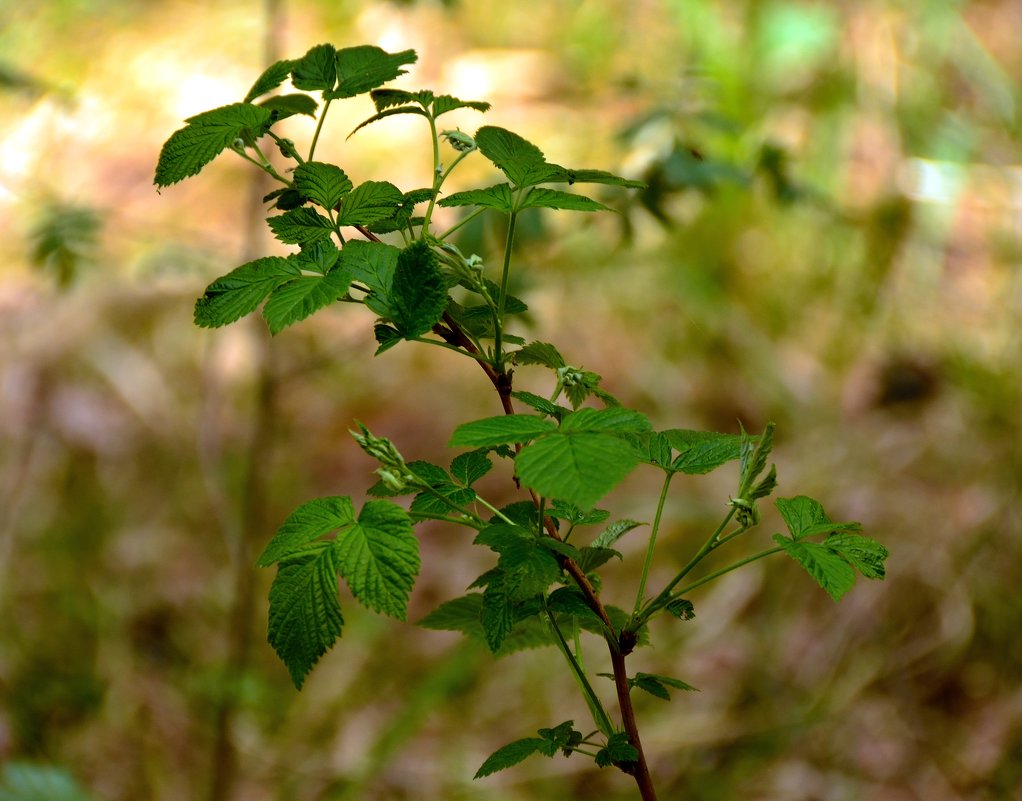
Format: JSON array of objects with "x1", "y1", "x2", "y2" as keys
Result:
[{"x1": 1, "y1": 1, "x2": 1020, "y2": 799}]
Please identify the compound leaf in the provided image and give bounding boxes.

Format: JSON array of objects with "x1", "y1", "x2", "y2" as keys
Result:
[
  {"x1": 596, "y1": 732, "x2": 638, "y2": 768},
  {"x1": 338, "y1": 239, "x2": 398, "y2": 297},
  {"x1": 333, "y1": 500, "x2": 419, "y2": 618},
  {"x1": 194, "y1": 256, "x2": 299, "y2": 328},
  {"x1": 267, "y1": 549, "x2": 344, "y2": 689},
  {"x1": 155, "y1": 103, "x2": 272, "y2": 187},
  {"x1": 775, "y1": 495, "x2": 828, "y2": 539},
  {"x1": 294, "y1": 161, "x2": 353, "y2": 209}
]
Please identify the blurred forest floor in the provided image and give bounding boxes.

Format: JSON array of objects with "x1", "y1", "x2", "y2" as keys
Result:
[{"x1": 1, "y1": 1, "x2": 1020, "y2": 800}]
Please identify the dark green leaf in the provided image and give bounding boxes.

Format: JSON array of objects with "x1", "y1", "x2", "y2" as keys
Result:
[
  {"x1": 194, "y1": 256, "x2": 299, "y2": 328},
  {"x1": 389, "y1": 240, "x2": 447, "y2": 339},
  {"x1": 548, "y1": 501, "x2": 609, "y2": 525},
  {"x1": 629, "y1": 431, "x2": 674, "y2": 468},
  {"x1": 333, "y1": 501, "x2": 419, "y2": 618},
  {"x1": 575, "y1": 546, "x2": 622, "y2": 573},
  {"x1": 520, "y1": 187, "x2": 610, "y2": 212},
  {"x1": 267, "y1": 207, "x2": 334, "y2": 246},
  {"x1": 439, "y1": 184, "x2": 515, "y2": 213},
  {"x1": 595, "y1": 732, "x2": 638, "y2": 768},
  {"x1": 432, "y1": 94, "x2": 491, "y2": 117},
  {"x1": 244, "y1": 59, "x2": 296, "y2": 102},
  {"x1": 348, "y1": 105, "x2": 429, "y2": 139},
  {"x1": 449, "y1": 415, "x2": 557, "y2": 448},
  {"x1": 155, "y1": 103, "x2": 272, "y2": 187},
  {"x1": 751, "y1": 464, "x2": 778, "y2": 500},
  {"x1": 481, "y1": 573, "x2": 515, "y2": 652},
  {"x1": 326, "y1": 46, "x2": 417, "y2": 99},
  {"x1": 258, "y1": 496, "x2": 355, "y2": 566},
  {"x1": 337, "y1": 181, "x2": 404, "y2": 226},
  {"x1": 267, "y1": 549, "x2": 344, "y2": 689},
  {"x1": 370, "y1": 88, "x2": 433, "y2": 111},
  {"x1": 665, "y1": 598, "x2": 695, "y2": 620},
  {"x1": 511, "y1": 391, "x2": 569, "y2": 419},
  {"x1": 775, "y1": 495, "x2": 828, "y2": 539},
  {"x1": 294, "y1": 162, "x2": 353, "y2": 209},
  {"x1": 259, "y1": 93, "x2": 318, "y2": 120},
  {"x1": 773, "y1": 535, "x2": 856, "y2": 602},
  {"x1": 591, "y1": 519, "x2": 644, "y2": 550},
  {"x1": 632, "y1": 672, "x2": 698, "y2": 699},
  {"x1": 418, "y1": 593, "x2": 483, "y2": 634},
  {"x1": 739, "y1": 422, "x2": 774, "y2": 495},
  {"x1": 290, "y1": 43, "x2": 337, "y2": 92},
  {"x1": 338, "y1": 239, "x2": 399, "y2": 296},
  {"x1": 474, "y1": 737, "x2": 546, "y2": 778},
  {"x1": 549, "y1": 167, "x2": 645, "y2": 188},
  {"x1": 827, "y1": 534, "x2": 888, "y2": 580},
  {"x1": 560, "y1": 407, "x2": 651, "y2": 434}
]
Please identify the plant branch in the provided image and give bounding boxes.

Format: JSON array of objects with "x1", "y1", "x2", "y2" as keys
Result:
[{"x1": 633, "y1": 471, "x2": 674, "y2": 616}]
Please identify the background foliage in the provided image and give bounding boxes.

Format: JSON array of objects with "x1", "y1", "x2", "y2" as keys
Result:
[{"x1": 1, "y1": 1, "x2": 1020, "y2": 799}]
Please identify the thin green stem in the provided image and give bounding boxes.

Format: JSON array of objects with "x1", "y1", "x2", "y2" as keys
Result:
[
  {"x1": 494, "y1": 211, "x2": 518, "y2": 369},
  {"x1": 231, "y1": 147, "x2": 290, "y2": 184},
  {"x1": 308, "y1": 98, "x2": 332, "y2": 160},
  {"x1": 670, "y1": 545, "x2": 784, "y2": 597},
  {"x1": 632, "y1": 472, "x2": 674, "y2": 617},
  {"x1": 544, "y1": 605, "x2": 615, "y2": 737},
  {"x1": 406, "y1": 510, "x2": 486, "y2": 530},
  {"x1": 437, "y1": 207, "x2": 486, "y2": 240},
  {"x1": 410, "y1": 336, "x2": 492, "y2": 364},
  {"x1": 267, "y1": 131, "x2": 305, "y2": 165}
]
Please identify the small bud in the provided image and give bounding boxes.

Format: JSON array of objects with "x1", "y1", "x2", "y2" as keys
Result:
[{"x1": 440, "y1": 129, "x2": 477, "y2": 153}]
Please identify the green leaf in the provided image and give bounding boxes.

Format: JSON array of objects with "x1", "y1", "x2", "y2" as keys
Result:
[
  {"x1": 664, "y1": 429, "x2": 744, "y2": 475},
  {"x1": 390, "y1": 240, "x2": 447, "y2": 339},
  {"x1": 244, "y1": 58, "x2": 296, "y2": 102},
  {"x1": 739, "y1": 422, "x2": 774, "y2": 495},
  {"x1": 550, "y1": 167, "x2": 645, "y2": 189},
  {"x1": 775, "y1": 495, "x2": 828, "y2": 539},
  {"x1": 595, "y1": 732, "x2": 638, "y2": 768},
  {"x1": 338, "y1": 239, "x2": 398, "y2": 297},
  {"x1": 560, "y1": 407, "x2": 651, "y2": 434},
  {"x1": 773, "y1": 535, "x2": 856, "y2": 602},
  {"x1": 481, "y1": 572, "x2": 516, "y2": 652},
  {"x1": 575, "y1": 546, "x2": 622, "y2": 573},
  {"x1": 450, "y1": 415, "x2": 557, "y2": 448},
  {"x1": 418, "y1": 593, "x2": 483, "y2": 634},
  {"x1": 0, "y1": 762, "x2": 96, "y2": 801},
  {"x1": 591, "y1": 519, "x2": 644, "y2": 550},
  {"x1": 291, "y1": 43, "x2": 337, "y2": 92},
  {"x1": 511, "y1": 391, "x2": 569, "y2": 419},
  {"x1": 371, "y1": 88, "x2": 433, "y2": 111},
  {"x1": 827, "y1": 534, "x2": 889, "y2": 580},
  {"x1": 155, "y1": 102, "x2": 272, "y2": 187},
  {"x1": 432, "y1": 94, "x2": 491, "y2": 117},
  {"x1": 348, "y1": 105, "x2": 429, "y2": 138},
  {"x1": 410, "y1": 483, "x2": 475, "y2": 516},
  {"x1": 665, "y1": 598, "x2": 695, "y2": 620},
  {"x1": 474, "y1": 738, "x2": 547, "y2": 779},
  {"x1": 439, "y1": 184, "x2": 515, "y2": 213},
  {"x1": 630, "y1": 672, "x2": 698, "y2": 700},
  {"x1": 333, "y1": 500, "x2": 419, "y2": 618},
  {"x1": 194, "y1": 256, "x2": 299, "y2": 328},
  {"x1": 267, "y1": 207, "x2": 335, "y2": 246},
  {"x1": 450, "y1": 450, "x2": 493, "y2": 486},
  {"x1": 629, "y1": 431, "x2": 674, "y2": 468},
  {"x1": 294, "y1": 161, "x2": 353, "y2": 209},
  {"x1": 475, "y1": 126, "x2": 561, "y2": 187},
  {"x1": 337, "y1": 181, "x2": 404, "y2": 226},
  {"x1": 514, "y1": 341, "x2": 566, "y2": 368},
  {"x1": 548, "y1": 501, "x2": 609, "y2": 525},
  {"x1": 259, "y1": 93, "x2": 318, "y2": 120},
  {"x1": 516, "y1": 432, "x2": 640, "y2": 510},
  {"x1": 326, "y1": 45, "x2": 417, "y2": 99},
  {"x1": 262, "y1": 267, "x2": 354, "y2": 334},
  {"x1": 267, "y1": 549, "x2": 344, "y2": 689},
  {"x1": 520, "y1": 187, "x2": 610, "y2": 213},
  {"x1": 258, "y1": 496, "x2": 355, "y2": 566}
]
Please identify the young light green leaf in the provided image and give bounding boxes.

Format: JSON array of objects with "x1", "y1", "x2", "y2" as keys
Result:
[
  {"x1": 267, "y1": 549, "x2": 344, "y2": 689},
  {"x1": 773, "y1": 535, "x2": 856, "y2": 602},
  {"x1": 244, "y1": 58, "x2": 296, "y2": 102},
  {"x1": 514, "y1": 341, "x2": 566, "y2": 368},
  {"x1": 258, "y1": 495, "x2": 356, "y2": 566},
  {"x1": 326, "y1": 45, "x2": 417, "y2": 99},
  {"x1": 739, "y1": 422, "x2": 775, "y2": 495},
  {"x1": 516, "y1": 432, "x2": 640, "y2": 510},
  {"x1": 520, "y1": 187, "x2": 610, "y2": 212},
  {"x1": 294, "y1": 162, "x2": 353, "y2": 209},
  {"x1": 389, "y1": 240, "x2": 447, "y2": 339},
  {"x1": 337, "y1": 181, "x2": 404, "y2": 226},
  {"x1": 333, "y1": 500, "x2": 419, "y2": 618},
  {"x1": 155, "y1": 103, "x2": 272, "y2": 187},
  {"x1": 826, "y1": 534, "x2": 889, "y2": 580},
  {"x1": 474, "y1": 737, "x2": 547, "y2": 779},
  {"x1": 438, "y1": 184, "x2": 515, "y2": 213},
  {"x1": 259, "y1": 93, "x2": 318, "y2": 120},
  {"x1": 262, "y1": 267, "x2": 354, "y2": 334},
  {"x1": 290, "y1": 43, "x2": 337, "y2": 92},
  {"x1": 267, "y1": 207, "x2": 335, "y2": 246},
  {"x1": 510, "y1": 391, "x2": 569, "y2": 419},
  {"x1": 664, "y1": 429, "x2": 745, "y2": 475},
  {"x1": 475, "y1": 126, "x2": 562, "y2": 187},
  {"x1": 194, "y1": 256, "x2": 300, "y2": 328},
  {"x1": 450, "y1": 415, "x2": 557, "y2": 448}
]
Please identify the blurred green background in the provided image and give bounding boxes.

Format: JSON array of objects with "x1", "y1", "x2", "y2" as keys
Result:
[{"x1": 1, "y1": 1, "x2": 1020, "y2": 799}]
